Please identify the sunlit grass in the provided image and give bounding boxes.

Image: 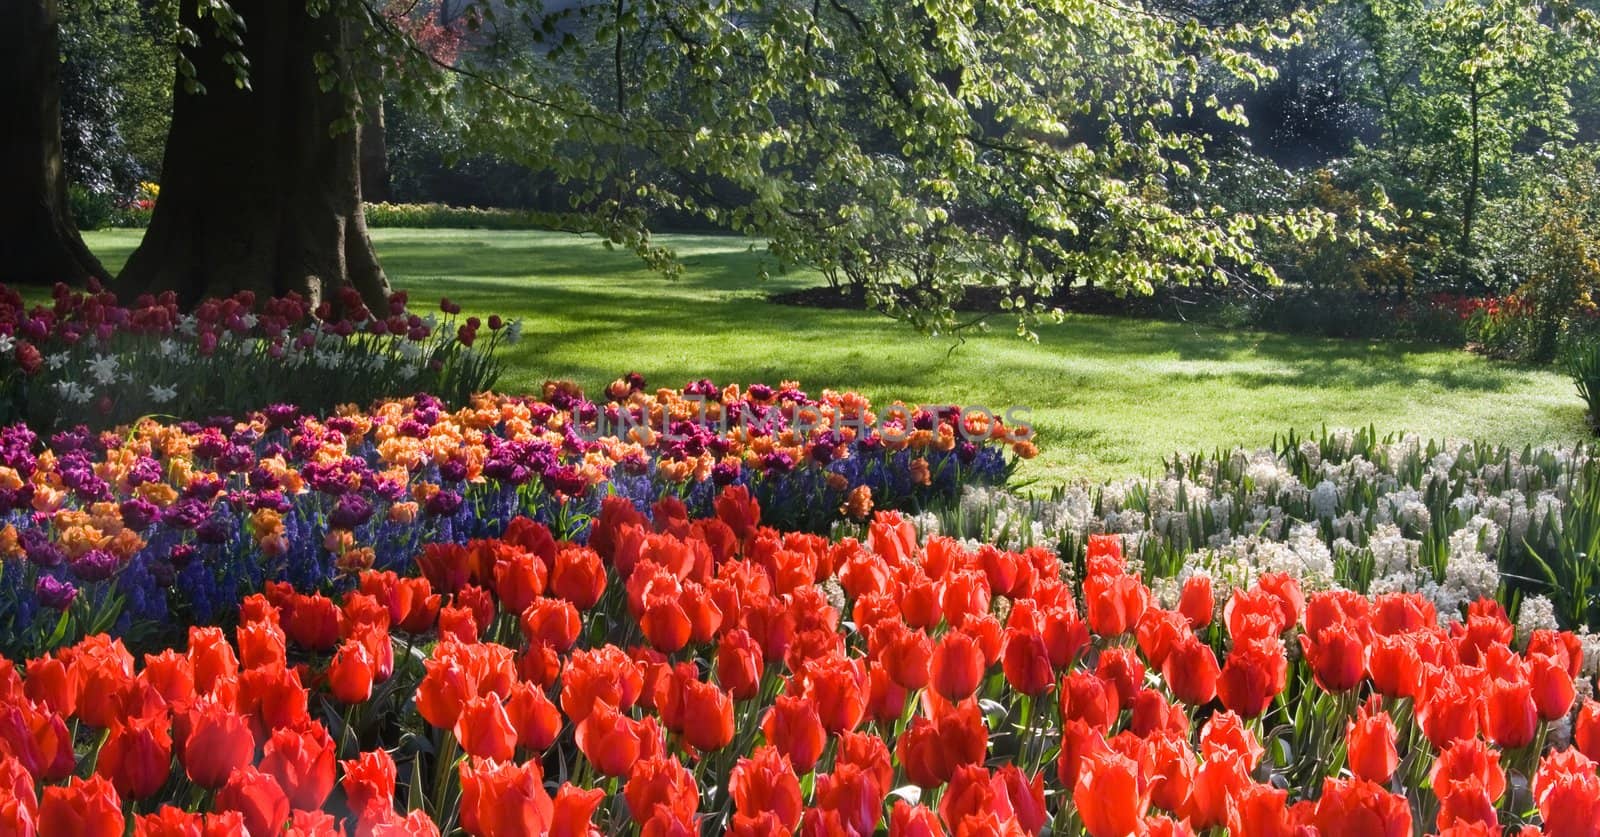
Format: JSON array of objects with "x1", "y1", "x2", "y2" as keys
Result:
[{"x1": 85, "y1": 227, "x2": 1589, "y2": 484}]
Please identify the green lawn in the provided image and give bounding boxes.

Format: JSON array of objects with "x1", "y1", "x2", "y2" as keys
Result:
[{"x1": 85, "y1": 228, "x2": 1590, "y2": 485}]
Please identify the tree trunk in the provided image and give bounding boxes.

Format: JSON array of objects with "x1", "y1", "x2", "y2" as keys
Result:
[
  {"x1": 1460, "y1": 75, "x2": 1482, "y2": 262},
  {"x1": 0, "y1": 0, "x2": 109, "y2": 286},
  {"x1": 118, "y1": 0, "x2": 389, "y2": 312},
  {"x1": 360, "y1": 96, "x2": 390, "y2": 203}
]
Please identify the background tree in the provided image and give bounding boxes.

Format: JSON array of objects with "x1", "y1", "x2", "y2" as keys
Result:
[
  {"x1": 434, "y1": 0, "x2": 1341, "y2": 336},
  {"x1": 117, "y1": 0, "x2": 403, "y2": 309},
  {"x1": 2, "y1": 0, "x2": 109, "y2": 285}
]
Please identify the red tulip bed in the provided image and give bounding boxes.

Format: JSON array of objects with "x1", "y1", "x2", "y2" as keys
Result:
[{"x1": 3, "y1": 486, "x2": 1599, "y2": 836}]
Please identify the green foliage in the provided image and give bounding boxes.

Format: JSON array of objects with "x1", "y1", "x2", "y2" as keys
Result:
[
  {"x1": 1345, "y1": 0, "x2": 1600, "y2": 285},
  {"x1": 1567, "y1": 339, "x2": 1600, "y2": 432},
  {"x1": 364, "y1": 202, "x2": 559, "y2": 230},
  {"x1": 382, "y1": 0, "x2": 1361, "y2": 337},
  {"x1": 57, "y1": 0, "x2": 177, "y2": 195}
]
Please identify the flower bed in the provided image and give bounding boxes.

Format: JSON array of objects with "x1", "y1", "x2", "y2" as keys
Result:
[
  {"x1": 0, "y1": 282, "x2": 514, "y2": 430},
  {"x1": 0, "y1": 498, "x2": 1595, "y2": 835},
  {"x1": 942, "y1": 428, "x2": 1600, "y2": 635},
  {"x1": 0, "y1": 382, "x2": 1025, "y2": 657}
]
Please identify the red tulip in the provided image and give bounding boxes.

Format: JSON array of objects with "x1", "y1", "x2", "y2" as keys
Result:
[
  {"x1": 1431, "y1": 739, "x2": 1506, "y2": 805},
  {"x1": 1577, "y1": 700, "x2": 1600, "y2": 762},
  {"x1": 715, "y1": 629, "x2": 764, "y2": 701},
  {"x1": 70, "y1": 636, "x2": 135, "y2": 728},
  {"x1": 342, "y1": 749, "x2": 398, "y2": 822},
  {"x1": 1435, "y1": 780, "x2": 1498, "y2": 832},
  {"x1": 1095, "y1": 647, "x2": 1145, "y2": 707},
  {"x1": 283, "y1": 593, "x2": 342, "y2": 651},
  {"x1": 1529, "y1": 650, "x2": 1576, "y2": 721},
  {"x1": 625, "y1": 757, "x2": 699, "y2": 831},
  {"x1": 887, "y1": 801, "x2": 942, "y2": 837},
  {"x1": 1299, "y1": 622, "x2": 1367, "y2": 692},
  {"x1": 23, "y1": 656, "x2": 76, "y2": 717},
  {"x1": 1535, "y1": 750, "x2": 1600, "y2": 837},
  {"x1": 930, "y1": 630, "x2": 986, "y2": 702},
  {"x1": 328, "y1": 639, "x2": 376, "y2": 704},
  {"x1": 492, "y1": 549, "x2": 546, "y2": 615},
  {"x1": 503, "y1": 681, "x2": 562, "y2": 754},
  {"x1": 1001, "y1": 628, "x2": 1054, "y2": 696},
  {"x1": 551, "y1": 546, "x2": 607, "y2": 611},
  {"x1": 730, "y1": 746, "x2": 803, "y2": 829},
  {"x1": 1060, "y1": 670, "x2": 1120, "y2": 731},
  {"x1": 260, "y1": 722, "x2": 337, "y2": 811},
  {"x1": 1178, "y1": 575, "x2": 1214, "y2": 628},
  {"x1": 1346, "y1": 703, "x2": 1398, "y2": 784},
  {"x1": 799, "y1": 657, "x2": 866, "y2": 734},
  {"x1": 1216, "y1": 636, "x2": 1286, "y2": 718},
  {"x1": 96, "y1": 712, "x2": 173, "y2": 800},
  {"x1": 458, "y1": 758, "x2": 554, "y2": 837},
  {"x1": 139, "y1": 650, "x2": 196, "y2": 708},
  {"x1": 548, "y1": 784, "x2": 606, "y2": 837},
  {"x1": 875, "y1": 622, "x2": 933, "y2": 692},
  {"x1": 1484, "y1": 676, "x2": 1538, "y2": 749},
  {"x1": 575, "y1": 703, "x2": 648, "y2": 777},
  {"x1": 39, "y1": 775, "x2": 123, "y2": 837},
  {"x1": 1075, "y1": 749, "x2": 1150, "y2": 837},
  {"x1": 1084, "y1": 571, "x2": 1148, "y2": 637},
  {"x1": 182, "y1": 700, "x2": 255, "y2": 789},
  {"x1": 214, "y1": 766, "x2": 290, "y2": 837},
  {"x1": 761, "y1": 694, "x2": 827, "y2": 774},
  {"x1": 454, "y1": 694, "x2": 518, "y2": 762},
  {"x1": 1161, "y1": 633, "x2": 1219, "y2": 707},
  {"x1": 1146, "y1": 731, "x2": 1194, "y2": 816}
]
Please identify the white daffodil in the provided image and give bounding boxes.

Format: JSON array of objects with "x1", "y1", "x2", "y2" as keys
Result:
[
  {"x1": 176, "y1": 315, "x2": 198, "y2": 337},
  {"x1": 158, "y1": 339, "x2": 179, "y2": 357},
  {"x1": 148, "y1": 384, "x2": 178, "y2": 404},
  {"x1": 45, "y1": 353, "x2": 69, "y2": 371},
  {"x1": 87, "y1": 354, "x2": 119, "y2": 386},
  {"x1": 0, "y1": 334, "x2": 14, "y2": 354},
  {"x1": 54, "y1": 381, "x2": 93, "y2": 405}
]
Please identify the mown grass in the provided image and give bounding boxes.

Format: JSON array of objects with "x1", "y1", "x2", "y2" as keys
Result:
[{"x1": 85, "y1": 228, "x2": 1590, "y2": 485}]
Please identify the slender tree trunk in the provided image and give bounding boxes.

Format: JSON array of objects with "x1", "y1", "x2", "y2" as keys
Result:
[
  {"x1": 118, "y1": 0, "x2": 389, "y2": 311},
  {"x1": 360, "y1": 96, "x2": 390, "y2": 203},
  {"x1": 1461, "y1": 74, "x2": 1482, "y2": 261},
  {"x1": 0, "y1": 0, "x2": 109, "y2": 286}
]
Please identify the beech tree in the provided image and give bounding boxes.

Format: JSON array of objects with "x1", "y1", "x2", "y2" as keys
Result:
[
  {"x1": 116, "y1": 0, "x2": 397, "y2": 309},
  {"x1": 447, "y1": 0, "x2": 1343, "y2": 335},
  {"x1": 2, "y1": 0, "x2": 108, "y2": 286}
]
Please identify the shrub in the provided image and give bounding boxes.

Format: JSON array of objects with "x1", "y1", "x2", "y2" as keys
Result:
[
  {"x1": 363, "y1": 202, "x2": 562, "y2": 230},
  {"x1": 1569, "y1": 338, "x2": 1600, "y2": 433}
]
